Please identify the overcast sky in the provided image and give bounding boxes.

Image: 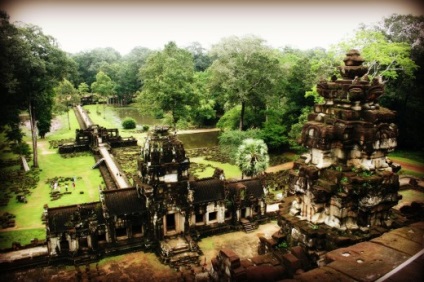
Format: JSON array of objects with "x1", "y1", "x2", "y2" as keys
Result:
[{"x1": 2, "y1": 0, "x2": 424, "y2": 55}]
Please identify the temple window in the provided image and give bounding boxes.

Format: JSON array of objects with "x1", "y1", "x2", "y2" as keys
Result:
[
  {"x1": 208, "y1": 211, "x2": 217, "y2": 223},
  {"x1": 195, "y1": 213, "x2": 204, "y2": 224}
]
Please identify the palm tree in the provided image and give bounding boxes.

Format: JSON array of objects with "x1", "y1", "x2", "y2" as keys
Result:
[{"x1": 235, "y1": 138, "x2": 269, "y2": 178}]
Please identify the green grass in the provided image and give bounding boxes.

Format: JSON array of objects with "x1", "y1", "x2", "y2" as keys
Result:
[
  {"x1": 389, "y1": 150, "x2": 424, "y2": 164},
  {"x1": 398, "y1": 169, "x2": 424, "y2": 178},
  {"x1": 0, "y1": 144, "x2": 102, "y2": 227},
  {"x1": 190, "y1": 157, "x2": 241, "y2": 179},
  {"x1": 0, "y1": 112, "x2": 102, "y2": 248},
  {"x1": 0, "y1": 228, "x2": 45, "y2": 249}
]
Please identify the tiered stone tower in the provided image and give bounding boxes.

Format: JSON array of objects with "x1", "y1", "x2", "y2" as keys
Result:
[{"x1": 288, "y1": 49, "x2": 401, "y2": 232}]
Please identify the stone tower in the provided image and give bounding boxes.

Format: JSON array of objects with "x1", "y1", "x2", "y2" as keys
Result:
[
  {"x1": 288, "y1": 49, "x2": 401, "y2": 232},
  {"x1": 137, "y1": 126, "x2": 191, "y2": 240}
]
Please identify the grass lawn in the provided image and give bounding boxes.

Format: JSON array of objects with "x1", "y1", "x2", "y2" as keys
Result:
[
  {"x1": 0, "y1": 228, "x2": 46, "y2": 249},
  {"x1": 190, "y1": 157, "x2": 242, "y2": 179},
  {"x1": 389, "y1": 150, "x2": 424, "y2": 164},
  {"x1": 389, "y1": 150, "x2": 424, "y2": 177},
  {"x1": 0, "y1": 112, "x2": 103, "y2": 249}
]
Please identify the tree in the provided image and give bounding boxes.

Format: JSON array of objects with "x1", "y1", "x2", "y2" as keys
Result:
[
  {"x1": 374, "y1": 14, "x2": 424, "y2": 149},
  {"x1": 209, "y1": 35, "x2": 282, "y2": 130},
  {"x1": 78, "y1": 82, "x2": 90, "y2": 94},
  {"x1": 138, "y1": 42, "x2": 194, "y2": 127},
  {"x1": 261, "y1": 47, "x2": 318, "y2": 151},
  {"x1": 91, "y1": 71, "x2": 115, "y2": 117},
  {"x1": 235, "y1": 138, "x2": 269, "y2": 178},
  {"x1": 72, "y1": 47, "x2": 121, "y2": 86},
  {"x1": 54, "y1": 79, "x2": 78, "y2": 129},
  {"x1": 186, "y1": 42, "x2": 212, "y2": 71},
  {"x1": 0, "y1": 11, "x2": 27, "y2": 140},
  {"x1": 110, "y1": 47, "x2": 152, "y2": 105},
  {"x1": 0, "y1": 15, "x2": 74, "y2": 167},
  {"x1": 333, "y1": 29, "x2": 417, "y2": 81}
]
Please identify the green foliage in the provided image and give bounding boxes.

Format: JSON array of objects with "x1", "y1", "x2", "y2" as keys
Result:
[
  {"x1": 91, "y1": 71, "x2": 115, "y2": 99},
  {"x1": 288, "y1": 107, "x2": 312, "y2": 151},
  {"x1": 333, "y1": 29, "x2": 417, "y2": 81},
  {"x1": 122, "y1": 117, "x2": 136, "y2": 129},
  {"x1": 186, "y1": 42, "x2": 212, "y2": 72},
  {"x1": 138, "y1": 42, "x2": 194, "y2": 126},
  {"x1": 71, "y1": 47, "x2": 121, "y2": 87},
  {"x1": 235, "y1": 138, "x2": 269, "y2": 177},
  {"x1": 209, "y1": 35, "x2": 282, "y2": 130},
  {"x1": 190, "y1": 72, "x2": 216, "y2": 126},
  {"x1": 142, "y1": 125, "x2": 150, "y2": 132},
  {"x1": 0, "y1": 14, "x2": 75, "y2": 166},
  {"x1": 277, "y1": 240, "x2": 288, "y2": 250},
  {"x1": 216, "y1": 105, "x2": 257, "y2": 131},
  {"x1": 218, "y1": 129, "x2": 262, "y2": 162},
  {"x1": 78, "y1": 82, "x2": 90, "y2": 94}
]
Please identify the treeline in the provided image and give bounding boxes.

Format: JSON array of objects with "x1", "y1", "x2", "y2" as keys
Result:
[{"x1": 1, "y1": 11, "x2": 423, "y2": 161}]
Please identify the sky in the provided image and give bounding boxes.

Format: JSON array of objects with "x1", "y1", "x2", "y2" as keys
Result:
[{"x1": 2, "y1": 0, "x2": 424, "y2": 55}]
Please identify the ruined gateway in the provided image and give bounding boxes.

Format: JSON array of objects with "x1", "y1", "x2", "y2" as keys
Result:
[{"x1": 280, "y1": 49, "x2": 401, "y2": 251}]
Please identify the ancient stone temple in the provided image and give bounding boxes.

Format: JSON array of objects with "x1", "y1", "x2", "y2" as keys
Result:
[{"x1": 284, "y1": 50, "x2": 401, "y2": 248}]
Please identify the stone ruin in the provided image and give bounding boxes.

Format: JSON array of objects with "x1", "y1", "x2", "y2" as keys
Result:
[{"x1": 283, "y1": 49, "x2": 401, "y2": 249}]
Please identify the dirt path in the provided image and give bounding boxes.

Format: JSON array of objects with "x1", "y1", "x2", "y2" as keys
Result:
[
  {"x1": 266, "y1": 162, "x2": 294, "y2": 173},
  {"x1": 392, "y1": 159, "x2": 424, "y2": 174}
]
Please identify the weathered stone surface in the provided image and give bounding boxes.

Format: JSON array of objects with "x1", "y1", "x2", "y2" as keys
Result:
[
  {"x1": 295, "y1": 266, "x2": 357, "y2": 282},
  {"x1": 282, "y1": 253, "x2": 302, "y2": 274},
  {"x1": 371, "y1": 231, "x2": 423, "y2": 256},
  {"x1": 290, "y1": 245, "x2": 312, "y2": 270},
  {"x1": 325, "y1": 241, "x2": 409, "y2": 281}
]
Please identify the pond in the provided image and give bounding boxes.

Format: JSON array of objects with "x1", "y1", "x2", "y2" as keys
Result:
[
  {"x1": 112, "y1": 106, "x2": 161, "y2": 126},
  {"x1": 178, "y1": 131, "x2": 220, "y2": 149},
  {"x1": 109, "y1": 106, "x2": 220, "y2": 149}
]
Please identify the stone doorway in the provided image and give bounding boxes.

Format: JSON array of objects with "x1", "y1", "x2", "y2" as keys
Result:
[{"x1": 164, "y1": 212, "x2": 183, "y2": 236}]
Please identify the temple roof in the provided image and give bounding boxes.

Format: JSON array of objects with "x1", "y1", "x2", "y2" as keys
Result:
[
  {"x1": 102, "y1": 187, "x2": 146, "y2": 216},
  {"x1": 242, "y1": 179, "x2": 264, "y2": 198},
  {"x1": 191, "y1": 177, "x2": 225, "y2": 204},
  {"x1": 227, "y1": 179, "x2": 264, "y2": 199},
  {"x1": 47, "y1": 202, "x2": 103, "y2": 233}
]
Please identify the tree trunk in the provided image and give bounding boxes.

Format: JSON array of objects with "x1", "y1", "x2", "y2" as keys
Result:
[
  {"x1": 239, "y1": 101, "x2": 245, "y2": 131},
  {"x1": 29, "y1": 102, "x2": 39, "y2": 168}
]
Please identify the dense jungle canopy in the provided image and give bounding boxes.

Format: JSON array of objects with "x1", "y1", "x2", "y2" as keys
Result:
[{"x1": 1, "y1": 11, "x2": 423, "y2": 162}]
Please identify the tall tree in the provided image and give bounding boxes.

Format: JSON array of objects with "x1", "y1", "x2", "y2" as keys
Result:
[
  {"x1": 54, "y1": 79, "x2": 78, "y2": 129},
  {"x1": 209, "y1": 35, "x2": 281, "y2": 130},
  {"x1": 1, "y1": 13, "x2": 74, "y2": 167},
  {"x1": 120, "y1": 47, "x2": 152, "y2": 92},
  {"x1": 91, "y1": 71, "x2": 115, "y2": 117},
  {"x1": 138, "y1": 42, "x2": 194, "y2": 127},
  {"x1": 374, "y1": 14, "x2": 424, "y2": 149},
  {"x1": 78, "y1": 82, "x2": 90, "y2": 95},
  {"x1": 333, "y1": 29, "x2": 417, "y2": 81},
  {"x1": 0, "y1": 11, "x2": 26, "y2": 135},
  {"x1": 186, "y1": 42, "x2": 212, "y2": 71},
  {"x1": 72, "y1": 47, "x2": 121, "y2": 86}
]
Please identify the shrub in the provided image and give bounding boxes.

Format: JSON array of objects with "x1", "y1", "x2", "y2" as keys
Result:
[
  {"x1": 122, "y1": 117, "x2": 136, "y2": 129},
  {"x1": 218, "y1": 129, "x2": 262, "y2": 161},
  {"x1": 142, "y1": 125, "x2": 150, "y2": 132}
]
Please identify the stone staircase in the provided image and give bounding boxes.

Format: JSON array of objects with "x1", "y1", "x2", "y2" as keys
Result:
[
  {"x1": 240, "y1": 218, "x2": 254, "y2": 233},
  {"x1": 159, "y1": 235, "x2": 201, "y2": 268}
]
